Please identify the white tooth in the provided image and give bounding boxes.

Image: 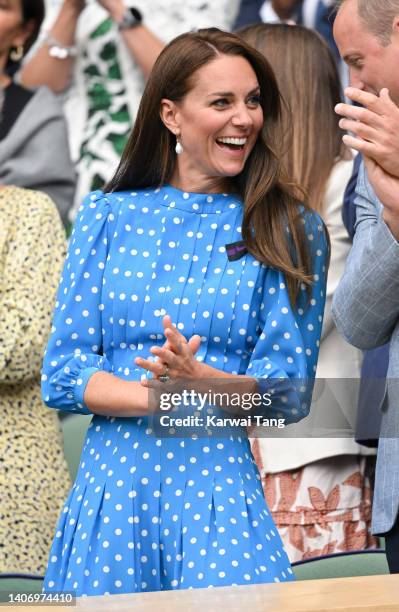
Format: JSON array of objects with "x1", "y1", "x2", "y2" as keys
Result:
[{"x1": 218, "y1": 137, "x2": 247, "y2": 145}]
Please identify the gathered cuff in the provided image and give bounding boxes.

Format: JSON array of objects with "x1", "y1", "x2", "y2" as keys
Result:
[
  {"x1": 246, "y1": 358, "x2": 287, "y2": 380},
  {"x1": 43, "y1": 353, "x2": 112, "y2": 414}
]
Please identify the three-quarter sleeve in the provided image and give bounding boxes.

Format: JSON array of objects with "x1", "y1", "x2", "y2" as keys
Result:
[
  {"x1": 41, "y1": 191, "x2": 114, "y2": 414},
  {"x1": 246, "y1": 211, "x2": 329, "y2": 423},
  {"x1": 0, "y1": 188, "x2": 66, "y2": 384}
]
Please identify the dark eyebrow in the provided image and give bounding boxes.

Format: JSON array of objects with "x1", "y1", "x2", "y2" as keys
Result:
[
  {"x1": 207, "y1": 87, "x2": 260, "y2": 98},
  {"x1": 207, "y1": 92, "x2": 233, "y2": 97}
]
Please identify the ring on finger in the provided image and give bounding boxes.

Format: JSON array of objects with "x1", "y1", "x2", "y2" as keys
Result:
[{"x1": 159, "y1": 365, "x2": 170, "y2": 383}]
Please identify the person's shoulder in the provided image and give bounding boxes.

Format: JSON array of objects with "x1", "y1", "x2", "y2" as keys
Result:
[
  {"x1": 100, "y1": 186, "x2": 165, "y2": 207},
  {"x1": 12, "y1": 85, "x2": 65, "y2": 127},
  {"x1": 70, "y1": 190, "x2": 117, "y2": 239},
  {"x1": 77, "y1": 189, "x2": 111, "y2": 213},
  {"x1": 0, "y1": 187, "x2": 64, "y2": 237},
  {"x1": 27, "y1": 85, "x2": 63, "y2": 112},
  {"x1": 0, "y1": 185, "x2": 58, "y2": 216},
  {"x1": 76, "y1": 189, "x2": 137, "y2": 219},
  {"x1": 78, "y1": 186, "x2": 172, "y2": 217}
]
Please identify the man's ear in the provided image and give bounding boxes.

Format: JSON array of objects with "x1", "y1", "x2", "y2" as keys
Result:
[{"x1": 160, "y1": 99, "x2": 181, "y2": 136}]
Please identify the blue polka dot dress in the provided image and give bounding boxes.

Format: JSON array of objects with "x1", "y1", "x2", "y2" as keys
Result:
[{"x1": 42, "y1": 186, "x2": 328, "y2": 596}]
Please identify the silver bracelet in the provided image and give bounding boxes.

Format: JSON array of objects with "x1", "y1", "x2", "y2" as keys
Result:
[{"x1": 43, "y1": 34, "x2": 77, "y2": 59}]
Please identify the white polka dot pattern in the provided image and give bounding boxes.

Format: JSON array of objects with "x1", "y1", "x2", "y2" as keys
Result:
[{"x1": 42, "y1": 185, "x2": 328, "y2": 596}]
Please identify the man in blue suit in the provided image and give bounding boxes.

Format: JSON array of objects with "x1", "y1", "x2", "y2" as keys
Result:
[{"x1": 332, "y1": 0, "x2": 399, "y2": 573}]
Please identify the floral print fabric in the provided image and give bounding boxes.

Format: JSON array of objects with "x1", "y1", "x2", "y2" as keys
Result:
[{"x1": 252, "y1": 446, "x2": 378, "y2": 562}]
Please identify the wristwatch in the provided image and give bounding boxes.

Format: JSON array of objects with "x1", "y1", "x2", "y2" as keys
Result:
[{"x1": 117, "y1": 7, "x2": 143, "y2": 31}]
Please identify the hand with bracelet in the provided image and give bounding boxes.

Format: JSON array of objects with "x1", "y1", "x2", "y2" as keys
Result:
[
  {"x1": 21, "y1": 0, "x2": 162, "y2": 92},
  {"x1": 43, "y1": 0, "x2": 141, "y2": 59},
  {"x1": 43, "y1": 0, "x2": 85, "y2": 56}
]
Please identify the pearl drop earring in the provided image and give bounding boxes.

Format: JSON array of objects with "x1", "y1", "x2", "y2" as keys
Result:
[{"x1": 175, "y1": 138, "x2": 183, "y2": 155}]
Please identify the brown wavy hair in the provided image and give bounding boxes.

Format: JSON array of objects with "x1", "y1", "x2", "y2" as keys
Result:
[
  {"x1": 238, "y1": 23, "x2": 348, "y2": 215},
  {"x1": 105, "y1": 28, "x2": 319, "y2": 305}
]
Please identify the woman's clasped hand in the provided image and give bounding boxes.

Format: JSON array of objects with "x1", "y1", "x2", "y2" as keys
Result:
[{"x1": 136, "y1": 315, "x2": 204, "y2": 383}]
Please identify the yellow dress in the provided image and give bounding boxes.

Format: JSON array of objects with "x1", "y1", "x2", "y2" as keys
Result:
[{"x1": 0, "y1": 187, "x2": 71, "y2": 574}]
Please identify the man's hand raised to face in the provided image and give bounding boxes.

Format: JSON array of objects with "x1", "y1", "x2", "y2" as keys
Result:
[{"x1": 335, "y1": 87, "x2": 399, "y2": 177}]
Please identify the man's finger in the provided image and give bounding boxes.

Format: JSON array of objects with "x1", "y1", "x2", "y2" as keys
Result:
[
  {"x1": 379, "y1": 88, "x2": 397, "y2": 110},
  {"x1": 343, "y1": 87, "x2": 384, "y2": 113},
  {"x1": 335, "y1": 103, "x2": 383, "y2": 129},
  {"x1": 342, "y1": 134, "x2": 378, "y2": 156},
  {"x1": 338, "y1": 118, "x2": 379, "y2": 141}
]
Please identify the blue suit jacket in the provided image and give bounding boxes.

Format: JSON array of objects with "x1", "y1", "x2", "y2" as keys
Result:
[
  {"x1": 343, "y1": 154, "x2": 387, "y2": 449},
  {"x1": 333, "y1": 162, "x2": 399, "y2": 534}
]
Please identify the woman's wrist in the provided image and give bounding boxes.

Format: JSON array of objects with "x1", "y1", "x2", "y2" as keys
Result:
[
  {"x1": 195, "y1": 362, "x2": 221, "y2": 380},
  {"x1": 100, "y1": 0, "x2": 126, "y2": 22},
  {"x1": 83, "y1": 371, "x2": 149, "y2": 417},
  {"x1": 63, "y1": 0, "x2": 85, "y2": 19}
]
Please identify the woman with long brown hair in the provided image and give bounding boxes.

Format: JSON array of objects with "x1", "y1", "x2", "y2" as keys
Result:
[
  {"x1": 42, "y1": 28, "x2": 328, "y2": 596},
  {"x1": 239, "y1": 23, "x2": 377, "y2": 561}
]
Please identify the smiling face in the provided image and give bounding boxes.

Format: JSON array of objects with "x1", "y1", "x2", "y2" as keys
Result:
[
  {"x1": 334, "y1": 0, "x2": 399, "y2": 104},
  {"x1": 160, "y1": 54, "x2": 264, "y2": 193}
]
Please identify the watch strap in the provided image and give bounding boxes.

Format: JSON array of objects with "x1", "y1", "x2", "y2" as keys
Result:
[{"x1": 117, "y1": 7, "x2": 143, "y2": 31}]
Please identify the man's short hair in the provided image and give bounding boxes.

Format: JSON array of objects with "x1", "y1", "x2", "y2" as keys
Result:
[{"x1": 339, "y1": 0, "x2": 399, "y2": 46}]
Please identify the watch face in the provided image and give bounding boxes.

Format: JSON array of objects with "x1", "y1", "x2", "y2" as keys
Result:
[
  {"x1": 119, "y1": 7, "x2": 143, "y2": 29},
  {"x1": 129, "y1": 7, "x2": 142, "y2": 21}
]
